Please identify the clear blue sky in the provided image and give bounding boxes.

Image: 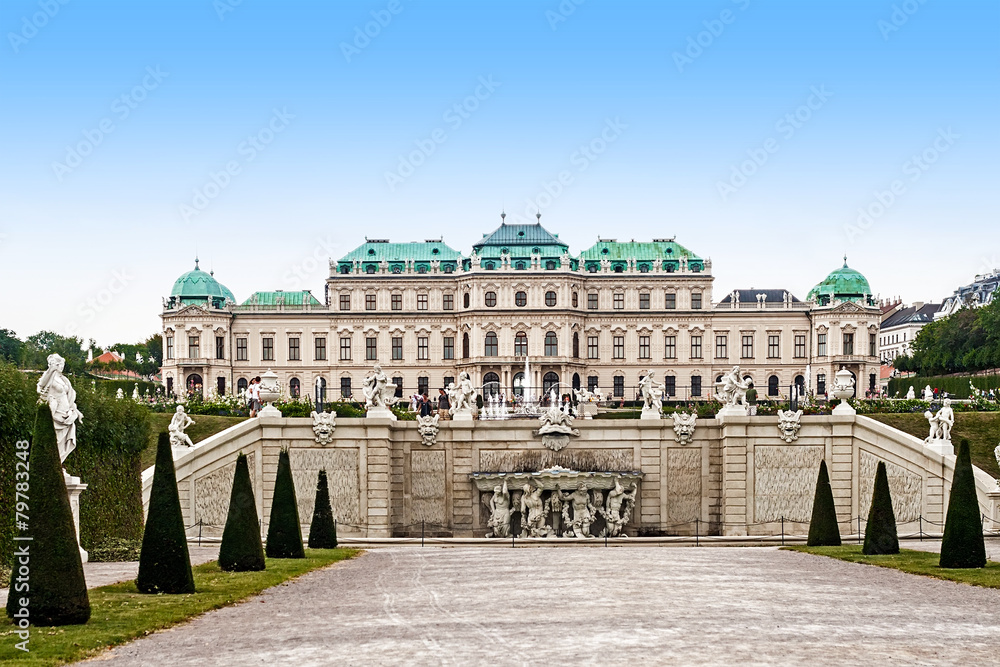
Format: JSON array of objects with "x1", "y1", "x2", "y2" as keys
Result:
[{"x1": 1, "y1": 0, "x2": 997, "y2": 345}]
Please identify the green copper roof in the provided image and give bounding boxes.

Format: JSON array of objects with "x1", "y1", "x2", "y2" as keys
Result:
[
  {"x1": 338, "y1": 240, "x2": 462, "y2": 263},
  {"x1": 472, "y1": 221, "x2": 568, "y2": 254},
  {"x1": 807, "y1": 257, "x2": 873, "y2": 304},
  {"x1": 577, "y1": 239, "x2": 704, "y2": 273},
  {"x1": 241, "y1": 291, "x2": 321, "y2": 307},
  {"x1": 170, "y1": 259, "x2": 235, "y2": 304}
]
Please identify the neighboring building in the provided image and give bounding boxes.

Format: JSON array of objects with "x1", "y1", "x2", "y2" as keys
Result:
[
  {"x1": 160, "y1": 221, "x2": 882, "y2": 401},
  {"x1": 936, "y1": 270, "x2": 999, "y2": 319},
  {"x1": 878, "y1": 302, "x2": 941, "y2": 364}
]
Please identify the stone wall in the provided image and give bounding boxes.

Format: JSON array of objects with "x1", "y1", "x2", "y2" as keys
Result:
[{"x1": 143, "y1": 412, "x2": 992, "y2": 539}]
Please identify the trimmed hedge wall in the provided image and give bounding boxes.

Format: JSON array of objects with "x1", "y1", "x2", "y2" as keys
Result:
[
  {"x1": 90, "y1": 377, "x2": 161, "y2": 397},
  {"x1": 888, "y1": 374, "x2": 1000, "y2": 399}
]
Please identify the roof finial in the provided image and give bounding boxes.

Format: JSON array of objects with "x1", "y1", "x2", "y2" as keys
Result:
[
  {"x1": 843, "y1": 254, "x2": 848, "y2": 268},
  {"x1": 500, "y1": 210, "x2": 506, "y2": 222},
  {"x1": 536, "y1": 212, "x2": 541, "y2": 223},
  {"x1": 195, "y1": 256, "x2": 200, "y2": 270}
]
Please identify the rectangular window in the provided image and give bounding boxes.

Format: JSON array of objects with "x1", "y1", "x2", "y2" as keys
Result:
[
  {"x1": 768, "y1": 335, "x2": 780, "y2": 359},
  {"x1": 261, "y1": 337, "x2": 273, "y2": 361},
  {"x1": 639, "y1": 335, "x2": 650, "y2": 359},
  {"x1": 418, "y1": 376, "x2": 429, "y2": 396},
  {"x1": 588, "y1": 292, "x2": 598, "y2": 310},
  {"x1": 443, "y1": 376, "x2": 454, "y2": 392},
  {"x1": 391, "y1": 293, "x2": 402, "y2": 310},
  {"x1": 417, "y1": 294, "x2": 428, "y2": 311},
  {"x1": 339, "y1": 337, "x2": 351, "y2": 361},
  {"x1": 443, "y1": 336, "x2": 454, "y2": 360},
  {"x1": 869, "y1": 333, "x2": 877, "y2": 357},
  {"x1": 690, "y1": 335, "x2": 702, "y2": 359},
  {"x1": 340, "y1": 377, "x2": 351, "y2": 398},
  {"x1": 639, "y1": 293, "x2": 650, "y2": 310},
  {"x1": 392, "y1": 337, "x2": 403, "y2": 360},
  {"x1": 613, "y1": 293, "x2": 624, "y2": 310},
  {"x1": 236, "y1": 337, "x2": 247, "y2": 361},
  {"x1": 613, "y1": 336, "x2": 624, "y2": 359},
  {"x1": 339, "y1": 294, "x2": 350, "y2": 311},
  {"x1": 613, "y1": 376, "x2": 625, "y2": 398},
  {"x1": 691, "y1": 375, "x2": 702, "y2": 397},
  {"x1": 188, "y1": 335, "x2": 200, "y2": 358},
  {"x1": 443, "y1": 294, "x2": 454, "y2": 310},
  {"x1": 166, "y1": 336, "x2": 174, "y2": 360},
  {"x1": 288, "y1": 337, "x2": 300, "y2": 361},
  {"x1": 393, "y1": 377, "x2": 404, "y2": 398},
  {"x1": 365, "y1": 294, "x2": 376, "y2": 311},
  {"x1": 588, "y1": 336, "x2": 599, "y2": 360},
  {"x1": 715, "y1": 335, "x2": 728, "y2": 359},
  {"x1": 817, "y1": 333, "x2": 827, "y2": 357},
  {"x1": 665, "y1": 292, "x2": 676, "y2": 310},
  {"x1": 843, "y1": 333, "x2": 854, "y2": 356},
  {"x1": 664, "y1": 335, "x2": 676, "y2": 359},
  {"x1": 215, "y1": 336, "x2": 225, "y2": 360},
  {"x1": 741, "y1": 335, "x2": 754, "y2": 359},
  {"x1": 417, "y1": 337, "x2": 428, "y2": 361},
  {"x1": 664, "y1": 375, "x2": 676, "y2": 397},
  {"x1": 817, "y1": 373, "x2": 826, "y2": 395},
  {"x1": 588, "y1": 375, "x2": 599, "y2": 393},
  {"x1": 365, "y1": 337, "x2": 377, "y2": 361},
  {"x1": 691, "y1": 293, "x2": 702, "y2": 310},
  {"x1": 314, "y1": 337, "x2": 326, "y2": 361},
  {"x1": 794, "y1": 334, "x2": 806, "y2": 358}
]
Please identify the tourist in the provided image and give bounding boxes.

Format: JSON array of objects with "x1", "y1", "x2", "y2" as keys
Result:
[
  {"x1": 249, "y1": 376, "x2": 262, "y2": 417},
  {"x1": 437, "y1": 387, "x2": 450, "y2": 419},
  {"x1": 746, "y1": 381, "x2": 758, "y2": 416},
  {"x1": 420, "y1": 392, "x2": 432, "y2": 417}
]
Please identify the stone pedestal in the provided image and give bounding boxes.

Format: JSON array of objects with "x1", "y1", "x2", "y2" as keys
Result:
[
  {"x1": 258, "y1": 404, "x2": 282, "y2": 418},
  {"x1": 640, "y1": 406, "x2": 662, "y2": 421},
  {"x1": 831, "y1": 400, "x2": 856, "y2": 416},
  {"x1": 716, "y1": 404, "x2": 747, "y2": 421},
  {"x1": 579, "y1": 403, "x2": 597, "y2": 419},
  {"x1": 450, "y1": 408, "x2": 474, "y2": 422},
  {"x1": 924, "y1": 439, "x2": 954, "y2": 456},
  {"x1": 365, "y1": 407, "x2": 397, "y2": 421},
  {"x1": 64, "y1": 473, "x2": 88, "y2": 564}
]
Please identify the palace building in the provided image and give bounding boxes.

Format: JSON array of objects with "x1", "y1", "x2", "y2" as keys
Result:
[{"x1": 160, "y1": 217, "x2": 882, "y2": 402}]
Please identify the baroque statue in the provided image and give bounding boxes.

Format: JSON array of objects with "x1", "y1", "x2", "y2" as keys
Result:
[
  {"x1": 600, "y1": 477, "x2": 638, "y2": 537},
  {"x1": 447, "y1": 371, "x2": 477, "y2": 415},
  {"x1": 311, "y1": 410, "x2": 336, "y2": 445},
  {"x1": 484, "y1": 480, "x2": 511, "y2": 538},
  {"x1": 36, "y1": 353, "x2": 83, "y2": 464},
  {"x1": 715, "y1": 366, "x2": 749, "y2": 408},
  {"x1": 520, "y1": 481, "x2": 549, "y2": 537},
  {"x1": 168, "y1": 405, "x2": 195, "y2": 447},
  {"x1": 559, "y1": 484, "x2": 596, "y2": 538},
  {"x1": 639, "y1": 370, "x2": 665, "y2": 418},
  {"x1": 362, "y1": 363, "x2": 397, "y2": 410},
  {"x1": 925, "y1": 398, "x2": 955, "y2": 443}
]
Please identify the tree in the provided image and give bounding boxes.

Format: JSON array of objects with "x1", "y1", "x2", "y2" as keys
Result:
[
  {"x1": 0, "y1": 329, "x2": 22, "y2": 364},
  {"x1": 308, "y1": 469, "x2": 338, "y2": 549},
  {"x1": 939, "y1": 440, "x2": 987, "y2": 568},
  {"x1": 22, "y1": 332, "x2": 87, "y2": 374},
  {"x1": 136, "y1": 433, "x2": 195, "y2": 593},
  {"x1": 6, "y1": 404, "x2": 90, "y2": 625},
  {"x1": 218, "y1": 453, "x2": 265, "y2": 571},
  {"x1": 862, "y1": 461, "x2": 899, "y2": 555},
  {"x1": 266, "y1": 449, "x2": 305, "y2": 558},
  {"x1": 807, "y1": 460, "x2": 841, "y2": 547}
]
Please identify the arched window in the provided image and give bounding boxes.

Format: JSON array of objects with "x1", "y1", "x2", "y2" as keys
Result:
[
  {"x1": 515, "y1": 261, "x2": 526, "y2": 270},
  {"x1": 484, "y1": 332, "x2": 498, "y2": 357},
  {"x1": 572, "y1": 332, "x2": 579, "y2": 358},
  {"x1": 462, "y1": 333, "x2": 470, "y2": 359},
  {"x1": 463, "y1": 293, "x2": 470, "y2": 308},
  {"x1": 483, "y1": 372, "x2": 500, "y2": 395},
  {"x1": 289, "y1": 377, "x2": 300, "y2": 398},
  {"x1": 514, "y1": 332, "x2": 528, "y2": 357},
  {"x1": 317, "y1": 377, "x2": 327, "y2": 401},
  {"x1": 485, "y1": 291, "x2": 497, "y2": 307},
  {"x1": 544, "y1": 332, "x2": 558, "y2": 356},
  {"x1": 572, "y1": 373, "x2": 581, "y2": 390},
  {"x1": 515, "y1": 291, "x2": 527, "y2": 307},
  {"x1": 365, "y1": 264, "x2": 376, "y2": 274},
  {"x1": 794, "y1": 375, "x2": 805, "y2": 394},
  {"x1": 768, "y1": 375, "x2": 780, "y2": 396},
  {"x1": 572, "y1": 292, "x2": 579, "y2": 307},
  {"x1": 186, "y1": 374, "x2": 203, "y2": 397},
  {"x1": 545, "y1": 291, "x2": 557, "y2": 307},
  {"x1": 545, "y1": 260, "x2": 556, "y2": 270},
  {"x1": 237, "y1": 377, "x2": 248, "y2": 394},
  {"x1": 485, "y1": 262, "x2": 496, "y2": 270},
  {"x1": 512, "y1": 372, "x2": 525, "y2": 397},
  {"x1": 543, "y1": 372, "x2": 559, "y2": 396}
]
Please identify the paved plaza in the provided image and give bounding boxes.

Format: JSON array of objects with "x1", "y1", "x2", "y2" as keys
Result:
[{"x1": 93, "y1": 545, "x2": 999, "y2": 666}]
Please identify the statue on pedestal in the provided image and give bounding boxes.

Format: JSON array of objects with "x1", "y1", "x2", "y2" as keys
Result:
[
  {"x1": 715, "y1": 366, "x2": 749, "y2": 408},
  {"x1": 169, "y1": 405, "x2": 195, "y2": 447},
  {"x1": 362, "y1": 364, "x2": 396, "y2": 410},
  {"x1": 448, "y1": 371, "x2": 477, "y2": 414},
  {"x1": 925, "y1": 398, "x2": 955, "y2": 443},
  {"x1": 923, "y1": 385, "x2": 934, "y2": 402},
  {"x1": 484, "y1": 481, "x2": 511, "y2": 538},
  {"x1": 906, "y1": 386, "x2": 916, "y2": 400},
  {"x1": 36, "y1": 353, "x2": 83, "y2": 465},
  {"x1": 639, "y1": 370, "x2": 665, "y2": 417}
]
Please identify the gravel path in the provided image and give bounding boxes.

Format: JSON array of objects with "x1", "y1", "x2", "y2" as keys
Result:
[{"x1": 92, "y1": 546, "x2": 999, "y2": 666}]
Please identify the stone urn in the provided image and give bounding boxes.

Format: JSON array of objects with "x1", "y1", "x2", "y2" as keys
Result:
[
  {"x1": 258, "y1": 368, "x2": 281, "y2": 416},
  {"x1": 831, "y1": 367, "x2": 856, "y2": 415}
]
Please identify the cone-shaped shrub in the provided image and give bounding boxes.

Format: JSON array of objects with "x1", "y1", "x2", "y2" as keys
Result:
[
  {"x1": 863, "y1": 460, "x2": 899, "y2": 555},
  {"x1": 308, "y1": 469, "x2": 338, "y2": 549},
  {"x1": 940, "y1": 440, "x2": 987, "y2": 568},
  {"x1": 6, "y1": 404, "x2": 90, "y2": 625},
  {"x1": 807, "y1": 460, "x2": 841, "y2": 547},
  {"x1": 266, "y1": 449, "x2": 304, "y2": 558},
  {"x1": 218, "y1": 453, "x2": 265, "y2": 571},
  {"x1": 136, "y1": 433, "x2": 195, "y2": 593}
]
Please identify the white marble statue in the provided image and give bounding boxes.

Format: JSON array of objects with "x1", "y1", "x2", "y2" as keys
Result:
[
  {"x1": 925, "y1": 398, "x2": 955, "y2": 443},
  {"x1": 559, "y1": 484, "x2": 595, "y2": 538},
  {"x1": 311, "y1": 410, "x2": 336, "y2": 445},
  {"x1": 906, "y1": 386, "x2": 916, "y2": 400},
  {"x1": 601, "y1": 477, "x2": 638, "y2": 537},
  {"x1": 36, "y1": 353, "x2": 84, "y2": 464},
  {"x1": 132, "y1": 384, "x2": 140, "y2": 401},
  {"x1": 639, "y1": 370, "x2": 665, "y2": 418},
  {"x1": 484, "y1": 480, "x2": 511, "y2": 538},
  {"x1": 716, "y1": 365, "x2": 749, "y2": 407},
  {"x1": 777, "y1": 408, "x2": 803, "y2": 443},
  {"x1": 116, "y1": 387, "x2": 124, "y2": 400},
  {"x1": 448, "y1": 371, "x2": 477, "y2": 414},
  {"x1": 923, "y1": 385, "x2": 934, "y2": 402},
  {"x1": 362, "y1": 364, "x2": 396, "y2": 410},
  {"x1": 416, "y1": 413, "x2": 440, "y2": 447},
  {"x1": 672, "y1": 411, "x2": 698, "y2": 445},
  {"x1": 168, "y1": 405, "x2": 195, "y2": 447},
  {"x1": 520, "y1": 481, "x2": 549, "y2": 537}
]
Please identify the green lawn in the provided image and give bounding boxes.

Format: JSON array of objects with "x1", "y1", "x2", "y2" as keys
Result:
[
  {"x1": 143, "y1": 414, "x2": 247, "y2": 469},
  {"x1": 787, "y1": 545, "x2": 1000, "y2": 589},
  {"x1": 867, "y1": 412, "x2": 1000, "y2": 477},
  {"x1": 0, "y1": 549, "x2": 357, "y2": 665}
]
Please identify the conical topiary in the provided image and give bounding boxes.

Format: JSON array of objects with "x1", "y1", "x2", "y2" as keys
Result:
[
  {"x1": 308, "y1": 469, "x2": 338, "y2": 549},
  {"x1": 265, "y1": 449, "x2": 305, "y2": 558},
  {"x1": 807, "y1": 460, "x2": 841, "y2": 547},
  {"x1": 940, "y1": 440, "x2": 987, "y2": 568},
  {"x1": 863, "y1": 460, "x2": 899, "y2": 555},
  {"x1": 218, "y1": 453, "x2": 265, "y2": 571},
  {"x1": 136, "y1": 433, "x2": 195, "y2": 593},
  {"x1": 6, "y1": 404, "x2": 90, "y2": 625}
]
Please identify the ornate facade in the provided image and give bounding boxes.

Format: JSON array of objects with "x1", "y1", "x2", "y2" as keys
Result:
[{"x1": 161, "y1": 219, "x2": 882, "y2": 401}]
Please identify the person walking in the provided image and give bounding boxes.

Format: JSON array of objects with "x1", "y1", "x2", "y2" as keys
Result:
[
  {"x1": 419, "y1": 392, "x2": 432, "y2": 417},
  {"x1": 249, "y1": 376, "x2": 262, "y2": 417},
  {"x1": 745, "y1": 381, "x2": 758, "y2": 416},
  {"x1": 437, "y1": 387, "x2": 450, "y2": 420}
]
